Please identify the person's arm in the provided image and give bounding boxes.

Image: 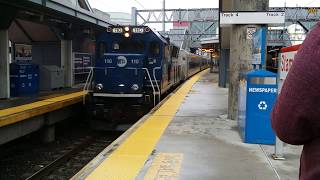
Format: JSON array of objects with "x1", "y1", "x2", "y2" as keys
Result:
[{"x1": 271, "y1": 23, "x2": 320, "y2": 145}]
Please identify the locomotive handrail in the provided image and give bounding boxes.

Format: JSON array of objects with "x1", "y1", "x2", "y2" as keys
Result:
[
  {"x1": 83, "y1": 67, "x2": 94, "y2": 104},
  {"x1": 143, "y1": 68, "x2": 157, "y2": 106},
  {"x1": 153, "y1": 67, "x2": 161, "y2": 103}
]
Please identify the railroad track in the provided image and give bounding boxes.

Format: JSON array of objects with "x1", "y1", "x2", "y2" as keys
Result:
[{"x1": 25, "y1": 133, "x2": 116, "y2": 180}]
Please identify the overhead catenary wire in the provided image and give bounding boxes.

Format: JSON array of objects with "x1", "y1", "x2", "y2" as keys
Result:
[
  {"x1": 305, "y1": 0, "x2": 318, "y2": 7},
  {"x1": 133, "y1": 0, "x2": 146, "y2": 9}
]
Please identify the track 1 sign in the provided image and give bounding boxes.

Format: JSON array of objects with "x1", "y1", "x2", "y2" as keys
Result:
[{"x1": 220, "y1": 11, "x2": 285, "y2": 26}]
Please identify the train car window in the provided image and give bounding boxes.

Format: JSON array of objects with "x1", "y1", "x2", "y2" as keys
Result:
[
  {"x1": 98, "y1": 42, "x2": 107, "y2": 59},
  {"x1": 149, "y1": 41, "x2": 160, "y2": 57}
]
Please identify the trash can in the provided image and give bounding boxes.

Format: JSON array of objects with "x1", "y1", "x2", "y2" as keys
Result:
[{"x1": 238, "y1": 70, "x2": 277, "y2": 144}]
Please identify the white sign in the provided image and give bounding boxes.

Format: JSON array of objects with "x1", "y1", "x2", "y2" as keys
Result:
[
  {"x1": 248, "y1": 88, "x2": 277, "y2": 93},
  {"x1": 280, "y1": 51, "x2": 297, "y2": 80},
  {"x1": 117, "y1": 56, "x2": 127, "y2": 67},
  {"x1": 220, "y1": 11, "x2": 285, "y2": 26},
  {"x1": 252, "y1": 53, "x2": 261, "y2": 64},
  {"x1": 258, "y1": 101, "x2": 268, "y2": 110},
  {"x1": 247, "y1": 27, "x2": 257, "y2": 40}
]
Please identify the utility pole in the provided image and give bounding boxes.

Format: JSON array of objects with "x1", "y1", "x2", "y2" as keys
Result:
[{"x1": 162, "y1": 0, "x2": 165, "y2": 33}]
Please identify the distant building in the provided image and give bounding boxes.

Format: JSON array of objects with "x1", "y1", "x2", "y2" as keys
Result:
[{"x1": 108, "y1": 12, "x2": 132, "y2": 25}]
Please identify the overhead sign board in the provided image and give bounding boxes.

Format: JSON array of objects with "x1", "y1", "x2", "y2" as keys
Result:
[{"x1": 220, "y1": 11, "x2": 285, "y2": 26}]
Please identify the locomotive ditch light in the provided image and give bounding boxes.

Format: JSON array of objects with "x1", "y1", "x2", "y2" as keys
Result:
[
  {"x1": 124, "y1": 32, "x2": 130, "y2": 38},
  {"x1": 95, "y1": 83, "x2": 104, "y2": 91},
  {"x1": 106, "y1": 27, "x2": 112, "y2": 32},
  {"x1": 124, "y1": 26, "x2": 130, "y2": 31},
  {"x1": 131, "y1": 84, "x2": 139, "y2": 91}
]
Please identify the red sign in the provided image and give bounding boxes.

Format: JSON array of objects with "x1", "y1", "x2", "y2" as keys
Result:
[
  {"x1": 173, "y1": 21, "x2": 189, "y2": 27},
  {"x1": 279, "y1": 44, "x2": 301, "y2": 80}
]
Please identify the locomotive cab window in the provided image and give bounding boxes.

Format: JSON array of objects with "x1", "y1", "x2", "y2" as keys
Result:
[
  {"x1": 112, "y1": 40, "x2": 145, "y2": 54},
  {"x1": 112, "y1": 42, "x2": 120, "y2": 50},
  {"x1": 98, "y1": 42, "x2": 107, "y2": 59},
  {"x1": 149, "y1": 41, "x2": 160, "y2": 57}
]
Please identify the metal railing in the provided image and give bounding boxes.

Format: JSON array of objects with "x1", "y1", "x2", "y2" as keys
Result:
[
  {"x1": 153, "y1": 67, "x2": 161, "y2": 103},
  {"x1": 83, "y1": 67, "x2": 93, "y2": 104},
  {"x1": 142, "y1": 68, "x2": 161, "y2": 106}
]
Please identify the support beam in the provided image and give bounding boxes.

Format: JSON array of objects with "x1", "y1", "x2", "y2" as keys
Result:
[
  {"x1": 61, "y1": 40, "x2": 73, "y2": 87},
  {"x1": 228, "y1": 0, "x2": 269, "y2": 119},
  {"x1": 162, "y1": 0, "x2": 165, "y2": 33},
  {"x1": 131, "y1": 7, "x2": 137, "y2": 25},
  {"x1": 14, "y1": 20, "x2": 34, "y2": 42},
  {"x1": 0, "y1": 30, "x2": 10, "y2": 99}
]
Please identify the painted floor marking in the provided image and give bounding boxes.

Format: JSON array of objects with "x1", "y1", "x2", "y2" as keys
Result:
[
  {"x1": 0, "y1": 91, "x2": 86, "y2": 127},
  {"x1": 144, "y1": 153, "x2": 184, "y2": 180},
  {"x1": 85, "y1": 70, "x2": 208, "y2": 180}
]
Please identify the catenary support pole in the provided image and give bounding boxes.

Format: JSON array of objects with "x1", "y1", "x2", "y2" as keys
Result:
[{"x1": 162, "y1": 0, "x2": 165, "y2": 33}]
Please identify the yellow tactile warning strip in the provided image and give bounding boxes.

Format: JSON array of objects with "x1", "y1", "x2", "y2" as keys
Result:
[
  {"x1": 144, "y1": 153, "x2": 184, "y2": 180},
  {"x1": 0, "y1": 91, "x2": 87, "y2": 127},
  {"x1": 85, "y1": 70, "x2": 208, "y2": 180}
]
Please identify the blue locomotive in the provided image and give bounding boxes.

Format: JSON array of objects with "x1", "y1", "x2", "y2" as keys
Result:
[{"x1": 86, "y1": 26, "x2": 209, "y2": 125}]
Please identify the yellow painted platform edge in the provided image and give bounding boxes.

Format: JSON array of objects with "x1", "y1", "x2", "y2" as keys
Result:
[{"x1": 0, "y1": 91, "x2": 86, "y2": 127}]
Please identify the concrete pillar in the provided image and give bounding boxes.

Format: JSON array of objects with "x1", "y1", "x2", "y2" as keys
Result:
[
  {"x1": 61, "y1": 40, "x2": 73, "y2": 87},
  {"x1": 228, "y1": 0, "x2": 269, "y2": 119},
  {"x1": 0, "y1": 30, "x2": 10, "y2": 99},
  {"x1": 41, "y1": 125, "x2": 55, "y2": 143}
]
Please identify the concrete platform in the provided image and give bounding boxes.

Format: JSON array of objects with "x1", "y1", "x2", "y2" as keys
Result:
[
  {"x1": 0, "y1": 88, "x2": 82, "y2": 110},
  {"x1": 138, "y1": 72, "x2": 300, "y2": 180},
  {"x1": 0, "y1": 90, "x2": 86, "y2": 145},
  {"x1": 73, "y1": 71, "x2": 301, "y2": 180}
]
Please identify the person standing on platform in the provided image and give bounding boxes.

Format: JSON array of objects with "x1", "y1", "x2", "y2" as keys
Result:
[{"x1": 271, "y1": 22, "x2": 320, "y2": 180}]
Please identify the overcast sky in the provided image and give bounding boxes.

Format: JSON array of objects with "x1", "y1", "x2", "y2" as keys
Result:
[
  {"x1": 88, "y1": 0, "x2": 320, "y2": 31},
  {"x1": 88, "y1": 0, "x2": 320, "y2": 13}
]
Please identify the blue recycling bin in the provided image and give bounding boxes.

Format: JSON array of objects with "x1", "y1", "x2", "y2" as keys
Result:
[{"x1": 238, "y1": 70, "x2": 277, "y2": 145}]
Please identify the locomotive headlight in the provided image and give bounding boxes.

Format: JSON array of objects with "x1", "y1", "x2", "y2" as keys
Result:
[
  {"x1": 131, "y1": 84, "x2": 139, "y2": 91},
  {"x1": 124, "y1": 26, "x2": 130, "y2": 31},
  {"x1": 124, "y1": 32, "x2": 130, "y2": 38},
  {"x1": 95, "y1": 83, "x2": 104, "y2": 91}
]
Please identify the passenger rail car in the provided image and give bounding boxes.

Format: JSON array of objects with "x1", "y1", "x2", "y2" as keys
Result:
[{"x1": 86, "y1": 26, "x2": 209, "y2": 123}]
